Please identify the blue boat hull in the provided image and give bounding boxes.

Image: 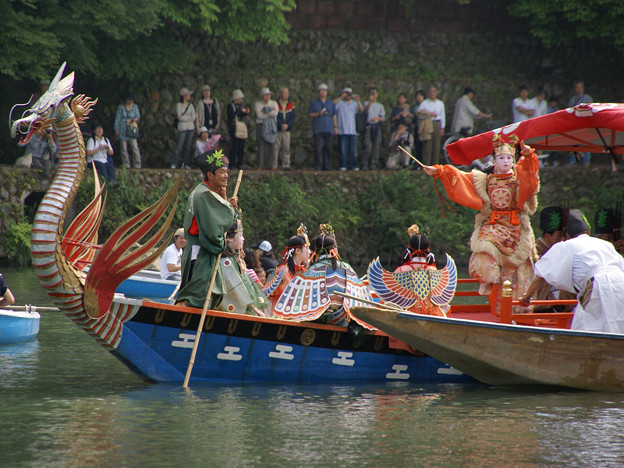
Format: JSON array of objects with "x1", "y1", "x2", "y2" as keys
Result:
[
  {"x1": 116, "y1": 271, "x2": 177, "y2": 299},
  {"x1": 109, "y1": 302, "x2": 474, "y2": 384},
  {"x1": 0, "y1": 310, "x2": 40, "y2": 344}
]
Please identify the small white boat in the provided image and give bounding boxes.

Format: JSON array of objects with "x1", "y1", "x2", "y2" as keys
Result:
[{"x1": 0, "y1": 309, "x2": 40, "y2": 344}]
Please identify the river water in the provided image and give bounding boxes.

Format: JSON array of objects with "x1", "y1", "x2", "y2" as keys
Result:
[{"x1": 1, "y1": 266, "x2": 624, "y2": 467}]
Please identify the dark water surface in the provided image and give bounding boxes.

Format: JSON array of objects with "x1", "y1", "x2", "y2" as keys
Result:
[{"x1": 1, "y1": 267, "x2": 624, "y2": 467}]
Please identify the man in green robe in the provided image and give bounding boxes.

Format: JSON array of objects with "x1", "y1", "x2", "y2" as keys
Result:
[{"x1": 177, "y1": 150, "x2": 237, "y2": 309}]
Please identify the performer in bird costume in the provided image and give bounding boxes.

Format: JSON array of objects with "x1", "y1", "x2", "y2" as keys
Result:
[
  {"x1": 263, "y1": 224, "x2": 311, "y2": 316},
  {"x1": 271, "y1": 224, "x2": 374, "y2": 330},
  {"x1": 423, "y1": 134, "x2": 539, "y2": 312},
  {"x1": 368, "y1": 224, "x2": 457, "y2": 317}
]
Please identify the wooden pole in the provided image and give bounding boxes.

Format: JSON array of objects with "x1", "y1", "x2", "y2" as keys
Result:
[
  {"x1": 399, "y1": 146, "x2": 426, "y2": 168},
  {"x1": 2, "y1": 305, "x2": 60, "y2": 312},
  {"x1": 183, "y1": 169, "x2": 244, "y2": 388},
  {"x1": 332, "y1": 291, "x2": 405, "y2": 312},
  {"x1": 182, "y1": 251, "x2": 222, "y2": 388}
]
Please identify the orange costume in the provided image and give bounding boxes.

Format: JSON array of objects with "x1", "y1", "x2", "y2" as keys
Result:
[{"x1": 431, "y1": 148, "x2": 539, "y2": 304}]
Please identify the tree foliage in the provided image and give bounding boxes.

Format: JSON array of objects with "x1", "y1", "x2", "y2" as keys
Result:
[
  {"x1": 508, "y1": 0, "x2": 624, "y2": 54},
  {"x1": 398, "y1": 0, "x2": 624, "y2": 56},
  {"x1": 0, "y1": 0, "x2": 296, "y2": 81}
]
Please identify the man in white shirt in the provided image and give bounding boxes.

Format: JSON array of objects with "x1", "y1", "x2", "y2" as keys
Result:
[
  {"x1": 450, "y1": 87, "x2": 492, "y2": 135},
  {"x1": 417, "y1": 86, "x2": 445, "y2": 165},
  {"x1": 530, "y1": 88, "x2": 548, "y2": 118},
  {"x1": 511, "y1": 85, "x2": 535, "y2": 123},
  {"x1": 521, "y1": 209, "x2": 624, "y2": 333},
  {"x1": 160, "y1": 228, "x2": 187, "y2": 280}
]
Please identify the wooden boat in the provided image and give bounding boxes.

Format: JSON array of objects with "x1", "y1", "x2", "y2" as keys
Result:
[
  {"x1": 11, "y1": 64, "x2": 474, "y2": 385},
  {"x1": 351, "y1": 279, "x2": 624, "y2": 392},
  {"x1": 116, "y1": 269, "x2": 178, "y2": 300},
  {"x1": 351, "y1": 306, "x2": 624, "y2": 392},
  {"x1": 0, "y1": 309, "x2": 40, "y2": 344}
]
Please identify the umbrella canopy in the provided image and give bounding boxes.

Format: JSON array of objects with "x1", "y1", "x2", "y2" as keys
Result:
[{"x1": 447, "y1": 103, "x2": 624, "y2": 166}]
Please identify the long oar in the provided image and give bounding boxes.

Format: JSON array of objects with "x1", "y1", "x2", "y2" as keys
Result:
[
  {"x1": 183, "y1": 170, "x2": 244, "y2": 388},
  {"x1": 2, "y1": 305, "x2": 60, "y2": 312},
  {"x1": 333, "y1": 291, "x2": 405, "y2": 312},
  {"x1": 182, "y1": 251, "x2": 222, "y2": 388},
  {"x1": 399, "y1": 146, "x2": 426, "y2": 168}
]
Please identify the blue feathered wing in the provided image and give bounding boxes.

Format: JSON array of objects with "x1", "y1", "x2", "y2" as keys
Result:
[{"x1": 367, "y1": 254, "x2": 457, "y2": 309}]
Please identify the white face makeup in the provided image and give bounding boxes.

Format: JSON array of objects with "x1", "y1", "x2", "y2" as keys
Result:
[{"x1": 494, "y1": 152, "x2": 514, "y2": 174}]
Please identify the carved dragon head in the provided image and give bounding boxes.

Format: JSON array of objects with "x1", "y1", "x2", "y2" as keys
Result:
[{"x1": 10, "y1": 62, "x2": 75, "y2": 145}]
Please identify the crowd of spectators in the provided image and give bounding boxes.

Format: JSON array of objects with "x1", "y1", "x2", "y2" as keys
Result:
[{"x1": 19, "y1": 80, "x2": 599, "y2": 174}]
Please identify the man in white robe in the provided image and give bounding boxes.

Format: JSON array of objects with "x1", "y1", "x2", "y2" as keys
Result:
[{"x1": 521, "y1": 209, "x2": 624, "y2": 334}]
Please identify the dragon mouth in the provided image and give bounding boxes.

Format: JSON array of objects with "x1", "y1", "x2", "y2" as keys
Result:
[{"x1": 18, "y1": 122, "x2": 42, "y2": 146}]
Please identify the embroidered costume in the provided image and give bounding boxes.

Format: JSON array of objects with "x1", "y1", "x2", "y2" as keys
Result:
[
  {"x1": 271, "y1": 224, "x2": 374, "y2": 330},
  {"x1": 263, "y1": 225, "x2": 310, "y2": 316},
  {"x1": 431, "y1": 135, "x2": 539, "y2": 306}
]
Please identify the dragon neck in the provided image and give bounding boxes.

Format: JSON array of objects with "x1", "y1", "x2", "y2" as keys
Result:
[{"x1": 31, "y1": 102, "x2": 87, "y2": 302}]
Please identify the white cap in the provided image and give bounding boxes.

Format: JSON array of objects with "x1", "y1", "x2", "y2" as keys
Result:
[
  {"x1": 260, "y1": 87, "x2": 271, "y2": 96},
  {"x1": 342, "y1": 87, "x2": 352, "y2": 94},
  {"x1": 318, "y1": 83, "x2": 328, "y2": 91},
  {"x1": 255, "y1": 240, "x2": 272, "y2": 252}
]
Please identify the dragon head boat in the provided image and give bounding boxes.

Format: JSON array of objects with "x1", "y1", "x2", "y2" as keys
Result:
[{"x1": 11, "y1": 64, "x2": 475, "y2": 385}]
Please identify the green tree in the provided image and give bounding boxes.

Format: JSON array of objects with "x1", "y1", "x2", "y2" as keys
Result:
[
  {"x1": 399, "y1": 0, "x2": 624, "y2": 56},
  {"x1": 0, "y1": 0, "x2": 296, "y2": 81},
  {"x1": 508, "y1": 0, "x2": 624, "y2": 54}
]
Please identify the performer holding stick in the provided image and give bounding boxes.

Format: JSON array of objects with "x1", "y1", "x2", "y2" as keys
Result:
[
  {"x1": 421, "y1": 134, "x2": 540, "y2": 312},
  {"x1": 183, "y1": 153, "x2": 242, "y2": 387},
  {"x1": 177, "y1": 149, "x2": 239, "y2": 310}
]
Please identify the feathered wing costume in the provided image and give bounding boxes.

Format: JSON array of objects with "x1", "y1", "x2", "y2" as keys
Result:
[{"x1": 367, "y1": 254, "x2": 457, "y2": 316}]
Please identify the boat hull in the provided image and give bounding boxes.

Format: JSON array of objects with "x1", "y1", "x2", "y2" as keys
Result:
[
  {"x1": 350, "y1": 307, "x2": 624, "y2": 391},
  {"x1": 101, "y1": 300, "x2": 474, "y2": 384},
  {"x1": 0, "y1": 310, "x2": 41, "y2": 344},
  {"x1": 116, "y1": 270, "x2": 178, "y2": 299}
]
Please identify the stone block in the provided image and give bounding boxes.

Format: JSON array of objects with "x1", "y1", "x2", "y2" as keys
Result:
[
  {"x1": 335, "y1": 1, "x2": 354, "y2": 16},
  {"x1": 308, "y1": 14, "x2": 326, "y2": 29},
  {"x1": 295, "y1": 0, "x2": 316, "y2": 15},
  {"x1": 317, "y1": 1, "x2": 337, "y2": 15},
  {"x1": 356, "y1": 1, "x2": 376, "y2": 17},
  {"x1": 326, "y1": 15, "x2": 344, "y2": 29}
]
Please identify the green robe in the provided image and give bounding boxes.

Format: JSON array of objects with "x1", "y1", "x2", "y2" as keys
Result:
[{"x1": 177, "y1": 182, "x2": 236, "y2": 309}]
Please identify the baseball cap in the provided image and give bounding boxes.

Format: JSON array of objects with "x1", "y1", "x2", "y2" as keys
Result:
[
  {"x1": 318, "y1": 83, "x2": 329, "y2": 91},
  {"x1": 342, "y1": 87, "x2": 353, "y2": 94},
  {"x1": 252, "y1": 240, "x2": 272, "y2": 252}
]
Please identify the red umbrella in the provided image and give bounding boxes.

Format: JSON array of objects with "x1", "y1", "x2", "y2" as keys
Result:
[{"x1": 446, "y1": 103, "x2": 624, "y2": 166}]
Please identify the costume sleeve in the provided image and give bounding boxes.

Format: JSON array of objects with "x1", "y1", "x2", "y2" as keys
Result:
[
  {"x1": 534, "y1": 242, "x2": 575, "y2": 294},
  {"x1": 192, "y1": 191, "x2": 236, "y2": 254},
  {"x1": 433, "y1": 164, "x2": 483, "y2": 210},
  {"x1": 516, "y1": 150, "x2": 540, "y2": 207}
]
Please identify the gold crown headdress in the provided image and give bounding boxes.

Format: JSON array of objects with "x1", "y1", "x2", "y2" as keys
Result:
[
  {"x1": 493, "y1": 133, "x2": 519, "y2": 157},
  {"x1": 297, "y1": 223, "x2": 310, "y2": 246}
]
